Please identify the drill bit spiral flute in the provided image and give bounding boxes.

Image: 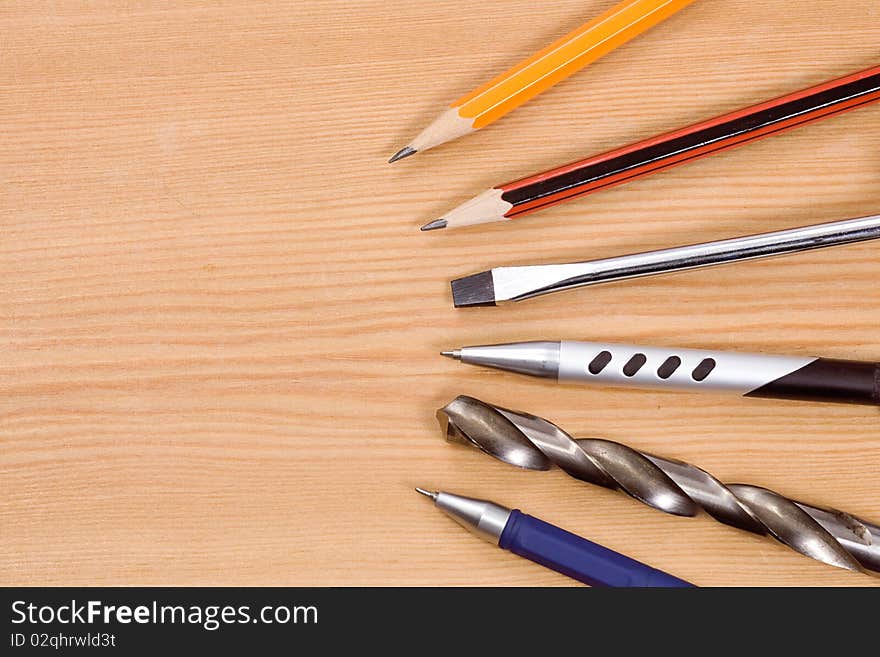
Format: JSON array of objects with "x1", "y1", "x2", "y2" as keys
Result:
[{"x1": 437, "y1": 395, "x2": 880, "y2": 574}]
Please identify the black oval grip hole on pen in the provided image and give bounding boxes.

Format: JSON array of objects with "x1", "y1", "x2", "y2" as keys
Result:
[
  {"x1": 692, "y1": 358, "x2": 717, "y2": 381},
  {"x1": 588, "y1": 351, "x2": 612, "y2": 374},
  {"x1": 623, "y1": 353, "x2": 647, "y2": 377},
  {"x1": 657, "y1": 356, "x2": 682, "y2": 379}
]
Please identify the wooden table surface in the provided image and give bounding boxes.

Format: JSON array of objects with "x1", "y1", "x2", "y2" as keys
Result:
[{"x1": 2, "y1": 0, "x2": 879, "y2": 587}]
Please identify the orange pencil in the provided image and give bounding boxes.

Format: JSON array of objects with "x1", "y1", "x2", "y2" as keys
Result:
[{"x1": 389, "y1": 0, "x2": 698, "y2": 163}]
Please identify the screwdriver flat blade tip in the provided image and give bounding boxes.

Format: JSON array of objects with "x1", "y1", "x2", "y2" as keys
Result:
[{"x1": 451, "y1": 270, "x2": 496, "y2": 307}]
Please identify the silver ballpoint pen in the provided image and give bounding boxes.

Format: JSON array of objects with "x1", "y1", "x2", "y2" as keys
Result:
[
  {"x1": 442, "y1": 340, "x2": 880, "y2": 406},
  {"x1": 449, "y1": 213, "x2": 880, "y2": 307}
]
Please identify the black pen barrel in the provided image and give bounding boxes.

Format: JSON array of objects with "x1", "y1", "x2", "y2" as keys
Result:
[{"x1": 746, "y1": 359, "x2": 880, "y2": 406}]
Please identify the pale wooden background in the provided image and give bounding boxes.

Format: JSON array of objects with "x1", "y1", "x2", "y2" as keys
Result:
[{"x1": 2, "y1": 0, "x2": 879, "y2": 587}]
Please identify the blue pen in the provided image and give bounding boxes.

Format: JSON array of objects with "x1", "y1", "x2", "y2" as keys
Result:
[{"x1": 416, "y1": 488, "x2": 694, "y2": 588}]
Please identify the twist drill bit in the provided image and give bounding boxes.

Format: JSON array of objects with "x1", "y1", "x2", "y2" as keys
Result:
[{"x1": 437, "y1": 395, "x2": 880, "y2": 574}]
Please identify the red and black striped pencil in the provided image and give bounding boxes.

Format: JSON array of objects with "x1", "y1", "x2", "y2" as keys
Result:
[{"x1": 421, "y1": 64, "x2": 880, "y2": 231}]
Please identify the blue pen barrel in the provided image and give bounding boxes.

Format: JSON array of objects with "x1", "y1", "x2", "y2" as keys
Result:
[{"x1": 499, "y1": 510, "x2": 694, "y2": 588}]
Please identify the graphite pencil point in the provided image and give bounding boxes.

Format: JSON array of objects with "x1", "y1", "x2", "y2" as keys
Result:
[
  {"x1": 428, "y1": 188, "x2": 513, "y2": 231},
  {"x1": 388, "y1": 146, "x2": 417, "y2": 163},
  {"x1": 420, "y1": 218, "x2": 447, "y2": 232}
]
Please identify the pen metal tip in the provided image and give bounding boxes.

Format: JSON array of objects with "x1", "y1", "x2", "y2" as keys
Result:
[
  {"x1": 415, "y1": 487, "x2": 438, "y2": 500},
  {"x1": 420, "y1": 218, "x2": 447, "y2": 232},
  {"x1": 388, "y1": 146, "x2": 417, "y2": 164},
  {"x1": 440, "y1": 350, "x2": 461, "y2": 360}
]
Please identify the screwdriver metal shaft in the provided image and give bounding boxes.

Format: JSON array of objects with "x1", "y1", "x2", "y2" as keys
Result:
[{"x1": 436, "y1": 395, "x2": 880, "y2": 574}]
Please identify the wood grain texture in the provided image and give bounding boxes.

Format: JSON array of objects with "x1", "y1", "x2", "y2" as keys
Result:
[{"x1": 1, "y1": 0, "x2": 879, "y2": 587}]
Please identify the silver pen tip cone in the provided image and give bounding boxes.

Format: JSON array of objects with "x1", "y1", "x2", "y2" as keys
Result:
[{"x1": 440, "y1": 350, "x2": 461, "y2": 360}]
